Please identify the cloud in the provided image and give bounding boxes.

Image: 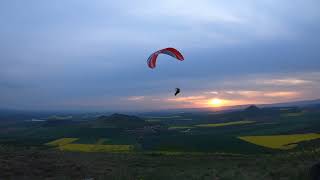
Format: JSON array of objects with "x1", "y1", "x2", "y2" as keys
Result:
[
  {"x1": 258, "y1": 78, "x2": 312, "y2": 86},
  {"x1": 167, "y1": 96, "x2": 206, "y2": 102},
  {"x1": 213, "y1": 90, "x2": 300, "y2": 99},
  {"x1": 129, "y1": 0, "x2": 313, "y2": 44},
  {"x1": 131, "y1": 0, "x2": 244, "y2": 24},
  {"x1": 204, "y1": 91, "x2": 219, "y2": 95},
  {"x1": 225, "y1": 91, "x2": 261, "y2": 97},
  {"x1": 127, "y1": 96, "x2": 145, "y2": 101},
  {"x1": 263, "y1": 91, "x2": 299, "y2": 98}
]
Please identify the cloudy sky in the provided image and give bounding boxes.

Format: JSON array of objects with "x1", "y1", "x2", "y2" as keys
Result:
[{"x1": 1, "y1": 0, "x2": 320, "y2": 111}]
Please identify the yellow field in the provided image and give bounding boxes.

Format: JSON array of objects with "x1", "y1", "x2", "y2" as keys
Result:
[
  {"x1": 58, "y1": 144, "x2": 134, "y2": 152},
  {"x1": 195, "y1": 120, "x2": 255, "y2": 127},
  {"x1": 238, "y1": 133, "x2": 320, "y2": 150},
  {"x1": 46, "y1": 138, "x2": 133, "y2": 152},
  {"x1": 45, "y1": 138, "x2": 78, "y2": 146}
]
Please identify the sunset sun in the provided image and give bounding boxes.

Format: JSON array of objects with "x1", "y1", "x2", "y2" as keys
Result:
[{"x1": 209, "y1": 98, "x2": 223, "y2": 107}]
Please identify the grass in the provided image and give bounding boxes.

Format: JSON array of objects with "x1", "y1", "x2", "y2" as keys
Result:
[
  {"x1": 0, "y1": 146, "x2": 316, "y2": 180},
  {"x1": 282, "y1": 112, "x2": 305, "y2": 117},
  {"x1": 146, "y1": 116, "x2": 182, "y2": 119},
  {"x1": 47, "y1": 115, "x2": 73, "y2": 120},
  {"x1": 254, "y1": 122, "x2": 278, "y2": 126},
  {"x1": 146, "y1": 116, "x2": 192, "y2": 122},
  {"x1": 238, "y1": 133, "x2": 320, "y2": 150},
  {"x1": 195, "y1": 120, "x2": 255, "y2": 128},
  {"x1": 143, "y1": 151, "x2": 246, "y2": 156},
  {"x1": 168, "y1": 121, "x2": 256, "y2": 130},
  {"x1": 96, "y1": 138, "x2": 109, "y2": 145},
  {"x1": 45, "y1": 138, "x2": 78, "y2": 146},
  {"x1": 145, "y1": 119, "x2": 162, "y2": 122}
]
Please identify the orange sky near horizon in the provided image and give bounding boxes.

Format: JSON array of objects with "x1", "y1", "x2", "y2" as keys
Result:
[
  {"x1": 63, "y1": 74, "x2": 319, "y2": 111},
  {"x1": 162, "y1": 88, "x2": 304, "y2": 109}
]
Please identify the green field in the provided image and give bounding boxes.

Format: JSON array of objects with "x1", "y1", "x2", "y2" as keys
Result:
[
  {"x1": 282, "y1": 112, "x2": 305, "y2": 117},
  {"x1": 0, "y1": 105, "x2": 320, "y2": 179},
  {"x1": 2, "y1": 107, "x2": 320, "y2": 154},
  {"x1": 146, "y1": 116, "x2": 182, "y2": 119},
  {"x1": 45, "y1": 138, "x2": 79, "y2": 146},
  {"x1": 168, "y1": 126, "x2": 194, "y2": 130},
  {"x1": 195, "y1": 120, "x2": 256, "y2": 127}
]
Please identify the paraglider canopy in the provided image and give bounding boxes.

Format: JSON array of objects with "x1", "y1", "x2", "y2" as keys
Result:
[
  {"x1": 147, "y1": 47, "x2": 184, "y2": 69},
  {"x1": 147, "y1": 47, "x2": 184, "y2": 96}
]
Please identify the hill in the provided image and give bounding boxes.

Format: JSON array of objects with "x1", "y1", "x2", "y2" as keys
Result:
[{"x1": 93, "y1": 113, "x2": 147, "y2": 128}]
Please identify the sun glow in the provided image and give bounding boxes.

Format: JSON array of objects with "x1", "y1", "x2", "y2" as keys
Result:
[{"x1": 209, "y1": 98, "x2": 223, "y2": 107}]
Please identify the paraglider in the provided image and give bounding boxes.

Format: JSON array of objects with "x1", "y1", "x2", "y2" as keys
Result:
[
  {"x1": 174, "y1": 88, "x2": 181, "y2": 96},
  {"x1": 147, "y1": 47, "x2": 184, "y2": 96},
  {"x1": 147, "y1": 47, "x2": 184, "y2": 69}
]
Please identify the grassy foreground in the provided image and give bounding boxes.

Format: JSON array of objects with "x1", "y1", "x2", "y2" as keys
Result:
[{"x1": 0, "y1": 146, "x2": 318, "y2": 180}]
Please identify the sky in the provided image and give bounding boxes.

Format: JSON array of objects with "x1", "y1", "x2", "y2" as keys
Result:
[{"x1": 0, "y1": 0, "x2": 320, "y2": 111}]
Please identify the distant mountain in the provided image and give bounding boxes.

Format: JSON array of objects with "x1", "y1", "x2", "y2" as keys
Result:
[
  {"x1": 93, "y1": 113, "x2": 146, "y2": 128},
  {"x1": 46, "y1": 115, "x2": 73, "y2": 120},
  {"x1": 244, "y1": 105, "x2": 261, "y2": 113},
  {"x1": 0, "y1": 109, "x2": 40, "y2": 122},
  {"x1": 42, "y1": 119, "x2": 76, "y2": 127},
  {"x1": 262, "y1": 99, "x2": 320, "y2": 108}
]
